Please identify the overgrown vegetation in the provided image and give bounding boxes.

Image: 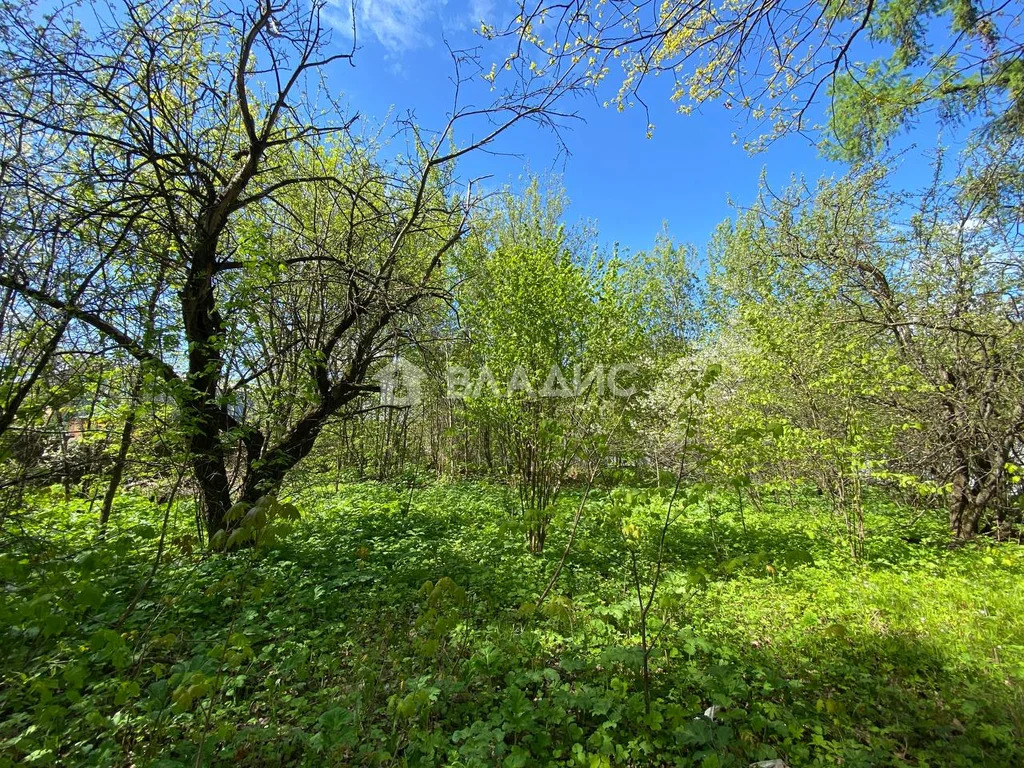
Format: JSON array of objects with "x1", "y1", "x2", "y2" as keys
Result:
[
  {"x1": 1, "y1": 0, "x2": 1022, "y2": 764},
  {"x1": 3, "y1": 483, "x2": 1022, "y2": 766}
]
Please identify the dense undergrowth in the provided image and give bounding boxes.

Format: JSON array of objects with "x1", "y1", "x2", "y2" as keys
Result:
[{"x1": 2, "y1": 482, "x2": 1023, "y2": 767}]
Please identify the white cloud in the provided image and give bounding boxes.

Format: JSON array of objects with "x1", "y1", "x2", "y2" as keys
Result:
[
  {"x1": 329, "y1": 0, "x2": 436, "y2": 53},
  {"x1": 467, "y1": 0, "x2": 496, "y2": 25},
  {"x1": 327, "y1": 0, "x2": 507, "y2": 55}
]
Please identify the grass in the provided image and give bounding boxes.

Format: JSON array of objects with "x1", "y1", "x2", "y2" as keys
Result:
[{"x1": 1, "y1": 480, "x2": 1022, "y2": 766}]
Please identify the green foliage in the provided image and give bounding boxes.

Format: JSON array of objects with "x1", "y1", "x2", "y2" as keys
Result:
[
  {"x1": 703, "y1": 160, "x2": 1024, "y2": 543},
  {"x1": 450, "y1": 178, "x2": 656, "y2": 551},
  {"x1": 507, "y1": 0, "x2": 1024, "y2": 157},
  {"x1": 209, "y1": 495, "x2": 301, "y2": 551},
  {"x1": 2, "y1": 482, "x2": 1022, "y2": 766}
]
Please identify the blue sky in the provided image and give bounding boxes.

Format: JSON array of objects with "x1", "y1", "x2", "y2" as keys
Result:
[{"x1": 324, "y1": 0, "x2": 942, "y2": 256}]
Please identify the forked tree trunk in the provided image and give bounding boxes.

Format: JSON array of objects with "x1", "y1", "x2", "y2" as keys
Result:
[
  {"x1": 948, "y1": 496, "x2": 983, "y2": 540},
  {"x1": 944, "y1": 420, "x2": 1014, "y2": 541},
  {"x1": 193, "y1": 436, "x2": 235, "y2": 539}
]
